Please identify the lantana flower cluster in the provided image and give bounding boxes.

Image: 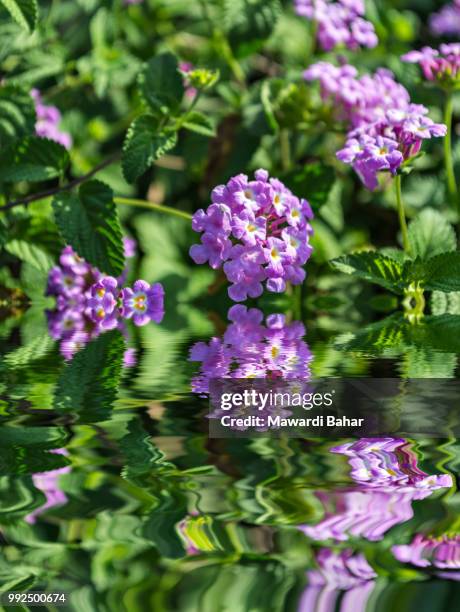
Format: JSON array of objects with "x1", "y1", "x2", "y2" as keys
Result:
[
  {"x1": 190, "y1": 169, "x2": 314, "y2": 301},
  {"x1": 46, "y1": 243, "x2": 164, "y2": 360},
  {"x1": 402, "y1": 44, "x2": 460, "y2": 89},
  {"x1": 300, "y1": 438, "x2": 452, "y2": 542},
  {"x1": 393, "y1": 534, "x2": 460, "y2": 580},
  {"x1": 31, "y1": 89, "x2": 72, "y2": 150},
  {"x1": 430, "y1": 1, "x2": 460, "y2": 37},
  {"x1": 304, "y1": 63, "x2": 447, "y2": 190},
  {"x1": 190, "y1": 305, "x2": 312, "y2": 394},
  {"x1": 293, "y1": 0, "x2": 377, "y2": 51}
]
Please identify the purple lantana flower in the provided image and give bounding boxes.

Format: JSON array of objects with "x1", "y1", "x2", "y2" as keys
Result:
[
  {"x1": 294, "y1": 0, "x2": 377, "y2": 51},
  {"x1": 120, "y1": 280, "x2": 164, "y2": 326},
  {"x1": 31, "y1": 89, "x2": 72, "y2": 149},
  {"x1": 305, "y1": 62, "x2": 446, "y2": 190},
  {"x1": 430, "y1": 1, "x2": 460, "y2": 37},
  {"x1": 87, "y1": 276, "x2": 119, "y2": 329},
  {"x1": 190, "y1": 170, "x2": 314, "y2": 301},
  {"x1": 402, "y1": 44, "x2": 460, "y2": 87}
]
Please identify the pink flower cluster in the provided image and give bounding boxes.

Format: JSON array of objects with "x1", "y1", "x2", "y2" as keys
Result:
[
  {"x1": 402, "y1": 44, "x2": 460, "y2": 87},
  {"x1": 393, "y1": 534, "x2": 460, "y2": 580},
  {"x1": 294, "y1": 0, "x2": 377, "y2": 51},
  {"x1": 46, "y1": 244, "x2": 163, "y2": 360},
  {"x1": 300, "y1": 438, "x2": 452, "y2": 542},
  {"x1": 304, "y1": 63, "x2": 447, "y2": 189},
  {"x1": 190, "y1": 169, "x2": 314, "y2": 301},
  {"x1": 430, "y1": 1, "x2": 460, "y2": 37},
  {"x1": 31, "y1": 89, "x2": 72, "y2": 150}
]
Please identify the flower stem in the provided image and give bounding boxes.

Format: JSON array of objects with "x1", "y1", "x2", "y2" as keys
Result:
[
  {"x1": 114, "y1": 197, "x2": 192, "y2": 221},
  {"x1": 395, "y1": 175, "x2": 410, "y2": 253},
  {"x1": 279, "y1": 129, "x2": 291, "y2": 172},
  {"x1": 444, "y1": 90, "x2": 458, "y2": 212}
]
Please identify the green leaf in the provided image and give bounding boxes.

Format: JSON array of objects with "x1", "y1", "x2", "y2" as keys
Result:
[
  {"x1": 0, "y1": 137, "x2": 69, "y2": 183},
  {"x1": 182, "y1": 111, "x2": 216, "y2": 137},
  {"x1": 0, "y1": 0, "x2": 38, "y2": 32},
  {"x1": 138, "y1": 52, "x2": 184, "y2": 114},
  {"x1": 407, "y1": 208, "x2": 456, "y2": 260},
  {"x1": 0, "y1": 85, "x2": 36, "y2": 150},
  {"x1": 122, "y1": 115, "x2": 177, "y2": 183},
  {"x1": 52, "y1": 180, "x2": 124, "y2": 276},
  {"x1": 331, "y1": 251, "x2": 406, "y2": 294},
  {"x1": 281, "y1": 163, "x2": 335, "y2": 212},
  {"x1": 416, "y1": 251, "x2": 460, "y2": 293},
  {"x1": 5, "y1": 239, "x2": 53, "y2": 273},
  {"x1": 224, "y1": 0, "x2": 282, "y2": 56}
]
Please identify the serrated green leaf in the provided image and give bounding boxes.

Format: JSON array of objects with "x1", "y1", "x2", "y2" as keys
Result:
[
  {"x1": 0, "y1": 85, "x2": 35, "y2": 150},
  {"x1": 5, "y1": 239, "x2": 53, "y2": 274},
  {"x1": 122, "y1": 115, "x2": 177, "y2": 183},
  {"x1": 138, "y1": 53, "x2": 184, "y2": 114},
  {"x1": 282, "y1": 163, "x2": 336, "y2": 212},
  {"x1": 0, "y1": 137, "x2": 69, "y2": 183},
  {"x1": 407, "y1": 208, "x2": 456, "y2": 260},
  {"x1": 331, "y1": 251, "x2": 406, "y2": 294},
  {"x1": 224, "y1": 0, "x2": 282, "y2": 56},
  {"x1": 416, "y1": 251, "x2": 460, "y2": 293},
  {"x1": 182, "y1": 111, "x2": 216, "y2": 137},
  {"x1": 52, "y1": 180, "x2": 124, "y2": 276},
  {"x1": 0, "y1": 0, "x2": 38, "y2": 32}
]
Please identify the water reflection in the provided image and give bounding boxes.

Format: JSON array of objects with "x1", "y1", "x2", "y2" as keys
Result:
[{"x1": 189, "y1": 305, "x2": 313, "y2": 392}]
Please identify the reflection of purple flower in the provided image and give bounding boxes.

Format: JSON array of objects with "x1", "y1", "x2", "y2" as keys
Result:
[
  {"x1": 25, "y1": 449, "x2": 71, "y2": 524},
  {"x1": 299, "y1": 548, "x2": 376, "y2": 612},
  {"x1": 123, "y1": 236, "x2": 137, "y2": 258},
  {"x1": 393, "y1": 534, "x2": 460, "y2": 579},
  {"x1": 294, "y1": 0, "x2": 377, "y2": 51},
  {"x1": 120, "y1": 280, "x2": 164, "y2": 326},
  {"x1": 190, "y1": 170, "x2": 314, "y2": 301},
  {"x1": 31, "y1": 89, "x2": 72, "y2": 149},
  {"x1": 300, "y1": 438, "x2": 452, "y2": 542},
  {"x1": 190, "y1": 305, "x2": 312, "y2": 393},
  {"x1": 123, "y1": 348, "x2": 137, "y2": 367}
]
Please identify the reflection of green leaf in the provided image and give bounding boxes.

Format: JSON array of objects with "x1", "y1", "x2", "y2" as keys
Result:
[
  {"x1": 2, "y1": 334, "x2": 54, "y2": 368},
  {"x1": 5, "y1": 239, "x2": 53, "y2": 274},
  {"x1": 331, "y1": 252, "x2": 406, "y2": 294},
  {"x1": 52, "y1": 180, "x2": 125, "y2": 276},
  {"x1": 0, "y1": 476, "x2": 44, "y2": 521},
  {"x1": 407, "y1": 208, "x2": 456, "y2": 260},
  {"x1": 54, "y1": 330, "x2": 124, "y2": 422},
  {"x1": 336, "y1": 313, "x2": 460, "y2": 355}
]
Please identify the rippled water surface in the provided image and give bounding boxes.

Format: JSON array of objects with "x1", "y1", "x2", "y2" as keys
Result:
[{"x1": 1, "y1": 302, "x2": 460, "y2": 612}]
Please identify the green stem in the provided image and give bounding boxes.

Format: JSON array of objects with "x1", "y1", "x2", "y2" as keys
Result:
[
  {"x1": 114, "y1": 197, "x2": 192, "y2": 221},
  {"x1": 395, "y1": 175, "x2": 410, "y2": 253},
  {"x1": 279, "y1": 129, "x2": 291, "y2": 172},
  {"x1": 444, "y1": 90, "x2": 458, "y2": 212}
]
